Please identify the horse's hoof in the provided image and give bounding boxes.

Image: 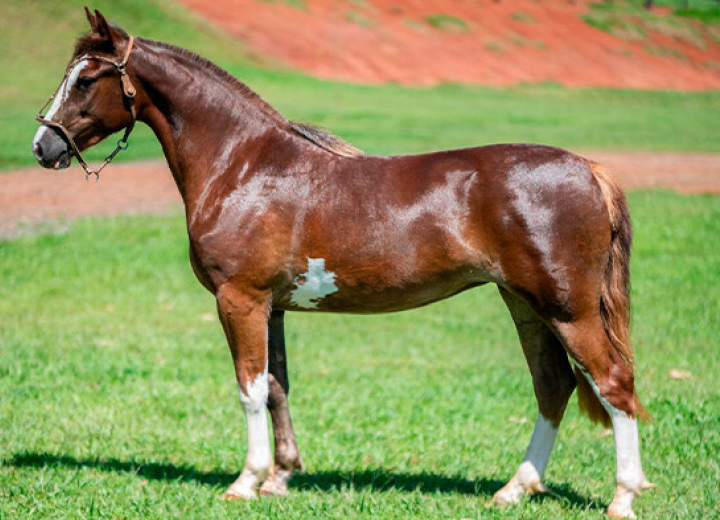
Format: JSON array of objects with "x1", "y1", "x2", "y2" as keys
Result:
[
  {"x1": 223, "y1": 467, "x2": 269, "y2": 500},
  {"x1": 295, "y1": 458, "x2": 306, "y2": 474},
  {"x1": 259, "y1": 480, "x2": 290, "y2": 497},
  {"x1": 607, "y1": 484, "x2": 638, "y2": 519},
  {"x1": 259, "y1": 468, "x2": 293, "y2": 497},
  {"x1": 224, "y1": 488, "x2": 256, "y2": 501},
  {"x1": 607, "y1": 505, "x2": 637, "y2": 519},
  {"x1": 490, "y1": 479, "x2": 548, "y2": 506},
  {"x1": 490, "y1": 485, "x2": 523, "y2": 505}
]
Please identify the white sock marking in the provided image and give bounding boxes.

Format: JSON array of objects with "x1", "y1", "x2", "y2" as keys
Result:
[
  {"x1": 520, "y1": 414, "x2": 558, "y2": 480},
  {"x1": 494, "y1": 414, "x2": 557, "y2": 504},
  {"x1": 239, "y1": 368, "x2": 270, "y2": 473},
  {"x1": 226, "y1": 368, "x2": 271, "y2": 498},
  {"x1": 572, "y1": 359, "x2": 645, "y2": 515},
  {"x1": 612, "y1": 414, "x2": 642, "y2": 491}
]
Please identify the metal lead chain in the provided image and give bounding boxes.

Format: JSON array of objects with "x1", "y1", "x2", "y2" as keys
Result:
[{"x1": 84, "y1": 139, "x2": 131, "y2": 182}]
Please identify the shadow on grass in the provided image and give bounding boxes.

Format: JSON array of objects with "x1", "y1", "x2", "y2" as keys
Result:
[
  {"x1": 6, "y1": 452, "x2": 234, "y2": 487},
  {"x1": 292, "y1": 471, "x2": 605, "y2": 510},
  {"x1": 5, "y1": 452, "x2": 604, "y2": 510}
]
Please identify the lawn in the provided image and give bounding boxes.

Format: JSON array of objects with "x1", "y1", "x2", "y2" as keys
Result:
[{"x1": 0, "y1": 191, "x2": 718, "y2": 518}]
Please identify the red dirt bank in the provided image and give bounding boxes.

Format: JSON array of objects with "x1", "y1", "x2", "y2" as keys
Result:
[{"x1": 176, "y1": 0, "x2": 720, "y2": 90}]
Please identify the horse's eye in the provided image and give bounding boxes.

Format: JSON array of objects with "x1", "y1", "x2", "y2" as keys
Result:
[{"x1": 76, "y1": 77, "x2": 96, "y2": 91}]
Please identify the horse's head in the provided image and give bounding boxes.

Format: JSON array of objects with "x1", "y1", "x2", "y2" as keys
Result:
[{"x1": 32, "y1": 8, "x2": 137, "y2": 171}]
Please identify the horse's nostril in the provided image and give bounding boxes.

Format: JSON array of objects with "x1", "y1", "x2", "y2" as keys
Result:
[{"x1": 33, "y1": 142, "x2": 42, "y2": 157}]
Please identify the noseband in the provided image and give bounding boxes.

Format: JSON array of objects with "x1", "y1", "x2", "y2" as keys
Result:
[{"x1": 36, "y1": 36, "x2": 137, "y2": 180}]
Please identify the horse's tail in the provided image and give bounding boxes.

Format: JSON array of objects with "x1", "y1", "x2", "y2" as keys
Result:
[{"x1": 576, "y1": 163, "x2": 650, "y2": 427}]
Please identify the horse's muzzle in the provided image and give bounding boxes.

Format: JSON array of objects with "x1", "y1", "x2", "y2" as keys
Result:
[{"x1": 32, "y1": 126, "x2": 72, "y2": 170}]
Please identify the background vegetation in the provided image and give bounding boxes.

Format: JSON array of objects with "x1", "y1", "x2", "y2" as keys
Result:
[{"x1": 2, "y1": 0, "x2": 720, "y2": 170}]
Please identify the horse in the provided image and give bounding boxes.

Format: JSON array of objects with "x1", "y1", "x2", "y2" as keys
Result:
[{"x1": 32, "y1": 9, "x2": 654, "y2": 518}]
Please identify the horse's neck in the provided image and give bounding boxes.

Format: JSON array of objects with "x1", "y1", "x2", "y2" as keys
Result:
[{"x1": 134, "y1": 40, "x2": 291, "y2": 201}]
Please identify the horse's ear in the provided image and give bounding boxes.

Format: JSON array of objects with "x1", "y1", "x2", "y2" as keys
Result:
[
  {"x1": 93, "y1": 9, "x2": 114, "y2": 44},
  {"x1": 84, "y1": 6, "x2": 98, "y2": 32}
]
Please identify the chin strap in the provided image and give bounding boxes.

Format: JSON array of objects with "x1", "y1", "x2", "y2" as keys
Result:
[{"x1": 36, "y1": 36, "x2": 137, "y2": 180}]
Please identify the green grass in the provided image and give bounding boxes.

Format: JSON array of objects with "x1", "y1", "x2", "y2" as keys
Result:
[
  {"x1": 585, "y1": 1, "x2": 720, "y2": 38},
  {"x1": 257, "y1": 0, "x2": 308, "y2": 11},
  {"x1": 583, "y1": 4, "x2": 649, "y2": 41},
  {"x1": 656, "y1": 0, "x2": 720, "y2": 24},
  {"x1": 425, "y1": 14, "x2": 470, "y2": 33},
  {"x1": 511, "y1": 11, "x2": 537, "y2": 24},
  {"x1": 345, "y1": 9, "x2": 375, "y2": 28},
  {"x1": 0, "y1": 192, "x2": 718, "y2": 518},
  {"x1": 3, "y1": 0, "x2": 720, "y2": 171}
]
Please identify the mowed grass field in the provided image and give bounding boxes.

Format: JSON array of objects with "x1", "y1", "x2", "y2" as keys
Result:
[
  {"x1": 1, "y1": 193, "x2": 718, "y2": 519},
  {"x1": 1, "y1": 0, "x2": 720, "y2": 518}
]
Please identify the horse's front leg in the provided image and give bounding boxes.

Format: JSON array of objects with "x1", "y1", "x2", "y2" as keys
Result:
[
  {"x1": 259, "y1": 310, "x2": 304, "y2": 496},
  {"x1": 216, "y1": 284, "x2": 272, "y2": 500}
]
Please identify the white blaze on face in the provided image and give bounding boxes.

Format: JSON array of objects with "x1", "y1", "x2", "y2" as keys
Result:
[
  {"x1": 290, "y1": 258, "x2": 339, "y2": 309},
  {"x1": 33, "y1": 60, "x2": 89, "y2": 149}
]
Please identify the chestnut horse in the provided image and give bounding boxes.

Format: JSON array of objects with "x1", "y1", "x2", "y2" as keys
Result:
[{"x1": 32, "y1": 10, "x2": 653, "y2": 518}]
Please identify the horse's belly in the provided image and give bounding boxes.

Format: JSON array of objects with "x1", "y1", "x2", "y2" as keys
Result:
[{"x1": 273, "y1": 263, "x2": 489, "y2": 313}]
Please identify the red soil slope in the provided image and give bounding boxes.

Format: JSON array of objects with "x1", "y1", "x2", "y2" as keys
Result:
[{"x1": 176, "y1": 0, "x2": 720, "y2": 90}]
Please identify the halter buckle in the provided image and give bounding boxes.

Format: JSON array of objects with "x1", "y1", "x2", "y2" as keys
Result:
[{"x1": 120, "y1": 74, "x2": 137, "y2": 98}]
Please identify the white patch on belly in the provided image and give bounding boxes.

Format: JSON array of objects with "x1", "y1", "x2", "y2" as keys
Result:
[{"x1": 290, "y1": 258, "x2": 339, "y2": 309}]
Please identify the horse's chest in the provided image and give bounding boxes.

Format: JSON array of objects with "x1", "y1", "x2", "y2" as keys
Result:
[{"x1": 187, "y1": 218, "x2": 290, "y2": 290}]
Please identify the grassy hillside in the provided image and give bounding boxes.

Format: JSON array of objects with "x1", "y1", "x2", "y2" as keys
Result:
[
  {"x1": 0, "y1": 0, "x2": 254, "y2": 170},
  {"x1": 649, "y1": 0, "x2": 720, "y2": 23},
  {"x1": 0, "y1": 0, "x2": 254, "y2": 105},
  {"x1": 2, "y1": 0, "x2": 720, "y2": 171},
  {"x1": 586, "y1": 0, "x2": 720, "y2": 32}
]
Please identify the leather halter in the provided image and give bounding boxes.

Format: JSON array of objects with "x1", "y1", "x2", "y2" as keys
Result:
[{"x1": 36, "y1": 36, "x2": 137, "y2": 180}]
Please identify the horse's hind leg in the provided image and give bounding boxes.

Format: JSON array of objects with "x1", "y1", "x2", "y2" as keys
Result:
[
  {"x1": 492, "y1": 287, "x2": 576, "y2": 505},
  {"x1": 552, "y1": 316, "x2": 653, "y2": 519},
  {"x1": 259, "y1": 310, "x2": 304, "y2": 496}
]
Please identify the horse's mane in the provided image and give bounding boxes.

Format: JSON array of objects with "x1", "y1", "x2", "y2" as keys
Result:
[
  {"x1": 289, "y1": 122, "x2": 363, "y2": 158},
  {"x1": 74, "y1": 31, "x2": 363, "y2": 158}
]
